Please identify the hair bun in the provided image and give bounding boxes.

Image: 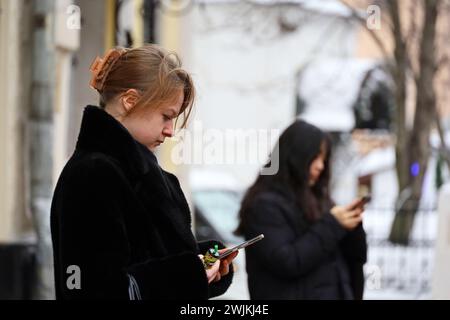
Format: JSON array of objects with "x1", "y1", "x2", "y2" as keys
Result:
[{"x1": 89, "y1": 48, "x2": 126, "y2": 92}]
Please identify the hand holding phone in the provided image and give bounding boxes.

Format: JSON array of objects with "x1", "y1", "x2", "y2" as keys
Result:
[
  {"x1": 350, "y1": 195, "x2": 371, "y2": 210},
  {"x1": 202, "y1": 234, "x2": 265, "y2": 269},
  {"x1": 218, "y1": 234, "x2": 265, "y2": 260}
]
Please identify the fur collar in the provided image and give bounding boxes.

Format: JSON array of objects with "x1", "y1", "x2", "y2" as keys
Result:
[
  {"x1": 75, "y1": 106, "x2": 198, "y2": 250},
  {"x1": 76, "y1": 105, "x2": 155, "y2": 179}
]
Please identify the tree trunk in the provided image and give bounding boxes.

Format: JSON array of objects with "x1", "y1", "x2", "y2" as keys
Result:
[
  {"x1": 389, "y1": 0, "x2": 439, "y2": 244},
  {"x1": 387, "y1": 1, "x2": 410, "y2": 197}
]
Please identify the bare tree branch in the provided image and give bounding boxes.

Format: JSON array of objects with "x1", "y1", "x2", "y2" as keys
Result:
[
  {"x1": 405, "y1": 0, "x2": 421, "y2": 80},
  {"x1": 339, "y1": 0, "x2": 391, "y2": 60},
  {"x1": 436, "y1": 109, "x2": 450, "y2": 170},
  {"x1": 389, "y1": 0, "x2": 441, "y2": 245},
  {"x1": 435, "y1": 55, "x2": 449, "y2": 73}
]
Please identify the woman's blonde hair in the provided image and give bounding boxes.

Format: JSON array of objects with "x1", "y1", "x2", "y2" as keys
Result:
[{"x1": 90, "y1": 44, "x2": 195, "y2": 129}]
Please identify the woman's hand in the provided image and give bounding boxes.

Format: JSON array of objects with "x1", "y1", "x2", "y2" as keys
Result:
[
  {"x1": 212, "y1": 249, "x2": 239, "y2": 282},
  {"x1": 330, "y1": 199, "x2": 364, "y2": 230},
  {"x1": 198, "y1": 254, "x2": 221, "y2": 284}
]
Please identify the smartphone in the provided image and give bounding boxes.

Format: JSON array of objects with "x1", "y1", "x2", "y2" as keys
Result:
[
  {"x1": 351, "y1": 195, "x2": 372, "y2": 209},
  {"x1": 217, "y1": 234, "x2": 265, "y2": 260}
]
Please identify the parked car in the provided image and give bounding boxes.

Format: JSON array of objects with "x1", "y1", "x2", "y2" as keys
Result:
[{"x1": 189, "y1": 169, "x2": 249, "y2": 300}]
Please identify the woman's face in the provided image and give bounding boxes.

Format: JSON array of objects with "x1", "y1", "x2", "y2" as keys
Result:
[
  {"x1": 308, "y1": 141, "x2": 327, "y2": 186},
  {"x1": 120, "y1": 91, "x2": 184, "y2": 151}
]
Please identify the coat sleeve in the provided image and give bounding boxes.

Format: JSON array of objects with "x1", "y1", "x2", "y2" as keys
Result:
[
  {"x1": 197, "y1": 240, "x2": 234, "y2": 298},
  {"x1": 244, "y1": 195, "x2": 348, "y2": 279},
  {"x1": 340, "y1": 223, "x2": 368, "y2": 300},
  {"x1": 54, "y1": 158, "x2": 209, "y2": 299},
  {"x1": 340, "y1": 223, "x2": 367, "y2": 263}
]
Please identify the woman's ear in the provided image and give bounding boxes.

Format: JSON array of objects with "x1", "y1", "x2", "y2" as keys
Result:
[{"x1": 121, "y1": 89, "x2": 141, "y2": 113}]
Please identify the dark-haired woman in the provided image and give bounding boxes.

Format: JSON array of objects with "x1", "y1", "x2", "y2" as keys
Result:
[{"x1": 235, "y1": 120, "x2": 367, "y2": 300}]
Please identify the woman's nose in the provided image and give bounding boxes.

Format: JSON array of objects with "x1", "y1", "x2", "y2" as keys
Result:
[
  {"x1": 316, "y1": 161, "x2": 324, "y2": 171},
  {"x1": 162, "y1": 122, "x2": 174, "y2": 137}
]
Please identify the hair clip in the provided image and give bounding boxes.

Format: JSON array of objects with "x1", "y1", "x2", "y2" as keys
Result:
[{"x1": 89, "y1": 48, "x2": 126, "y2": 92}]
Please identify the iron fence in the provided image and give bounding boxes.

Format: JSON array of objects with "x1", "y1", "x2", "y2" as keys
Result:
[{"x1": 363, "y1": 205, "x2": 437, "y2": 299}]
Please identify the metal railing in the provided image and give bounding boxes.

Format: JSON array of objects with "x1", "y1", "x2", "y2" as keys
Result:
[{"x1": 363, "y1": 205, "x2": 437, "y2": 299}]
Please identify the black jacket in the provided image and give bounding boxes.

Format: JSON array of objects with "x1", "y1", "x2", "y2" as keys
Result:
[
  {"x1": 242, "y1": 190, "x2": 367, "y2": 300},
  {"x1": 50, "y1": 106, "x2": 233, "y2": 300}
]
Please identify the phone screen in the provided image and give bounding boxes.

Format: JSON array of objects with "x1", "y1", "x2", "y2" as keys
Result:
[
  {"x1": 218, "y1": 234, "x2": 264, "y2": 259},
  {"x1": 352, "y1": 195, "x2": 372, "y2": 209}
]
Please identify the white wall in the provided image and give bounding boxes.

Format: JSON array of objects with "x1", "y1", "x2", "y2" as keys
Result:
[
  {"x1": 67, "y1": 0, "x2": 107, "y2": 155},
  {"x1": 0, "y1": 0, "x2": 30, "y2": 241},
  {"x1": 53, "y1": 0, "x2": 80, "y2": 183},
  {"x1": 432, "y1": 183, "x2": 450, "y2": 299},
  {"x1": 185, "y1": 3, "x2": 357, "y2": 186}
]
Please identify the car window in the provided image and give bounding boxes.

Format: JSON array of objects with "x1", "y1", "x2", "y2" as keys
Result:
[{"x1": 192, "y1": 190, "x2": 243, "y2": 244}]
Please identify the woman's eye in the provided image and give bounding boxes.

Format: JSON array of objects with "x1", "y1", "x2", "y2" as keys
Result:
[{"x1": 163, "y1": 115, "x2": 170, "y2": 121}]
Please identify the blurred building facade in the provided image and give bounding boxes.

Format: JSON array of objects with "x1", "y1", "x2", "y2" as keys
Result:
[
  {"x1": 181, "y1": 0, "x2": 362, "y2": 187},
  {"x1": 0, "y1": 0, "x2": 186, "y2": 299}
]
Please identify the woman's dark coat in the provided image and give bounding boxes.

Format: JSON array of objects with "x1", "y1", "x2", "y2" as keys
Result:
[
  {"x1": 50, "y1": 106, "x2": 233, "y2": 300},
  {"x1": 243, "y1": 190, "x2": 367, "y2": 300}
]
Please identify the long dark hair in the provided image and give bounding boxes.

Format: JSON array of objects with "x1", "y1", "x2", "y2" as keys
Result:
[{"x1": 235, "y1": 120, "x2": 333, "y2": 235}]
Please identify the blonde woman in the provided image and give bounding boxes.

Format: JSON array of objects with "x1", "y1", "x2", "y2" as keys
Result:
[{"x1": 51, "y1": 45, "x2": 237, "y2": 300}]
